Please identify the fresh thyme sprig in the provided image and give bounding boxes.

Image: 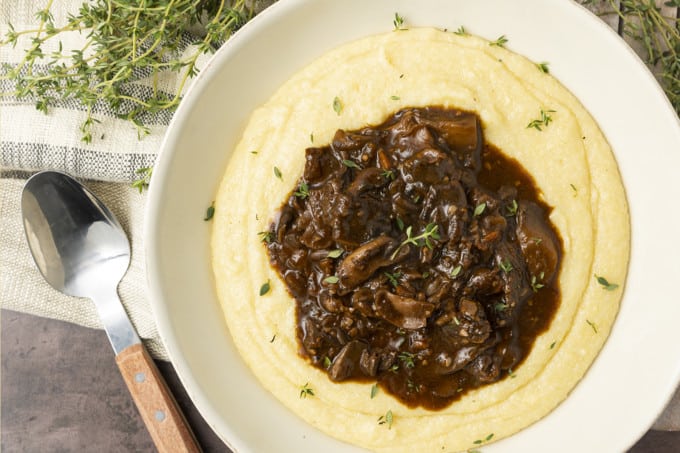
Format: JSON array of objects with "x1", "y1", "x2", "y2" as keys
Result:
[
  {"x1": 1, "y1": 0, "x2": 253, "y2": 143},
  {"x1": 581, "y1": 0, "x2": 680, "y2": 115},
  {"x1": 391, "y1": 222, "x2": 440, "y2": 259}
]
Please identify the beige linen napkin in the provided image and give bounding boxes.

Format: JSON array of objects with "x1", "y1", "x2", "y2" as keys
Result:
[
  {"x1": 1, "y1": 0, "x2": 679, "y2": 431},
  {"x1": 0, "y1": 0, "x2": 175, "y2": 359},
  {"x1": 1, "y1": 0, "x2": 274, "y2": 360}
]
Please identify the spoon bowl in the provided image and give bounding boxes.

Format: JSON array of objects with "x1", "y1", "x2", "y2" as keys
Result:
[{"x1": 22, "y1": 170, "x2": 130, "y2": 299}]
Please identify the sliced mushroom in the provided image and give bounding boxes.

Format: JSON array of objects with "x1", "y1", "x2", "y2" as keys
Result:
[
  {"x1": 374, "y1": 291, "x2": 435, "y2": 330},
  {"x1": 336, "y1": 236, "x2": 398, "y2": 294},
  {"x1": 433, "y1": 345, "x2": 480, "y2": 375},
  {"x1": 466, "y1": 351, "x2": 502, "y2": 383},
  {"x1": 328, "y1": 340, "x2": 367, "y2": 381},
  {"x1": 346, "y1": 167, "x2": 389, "y2": 197},
  {"x1": 465, "y1": 268, "x2": 503, "y2": 297},
  {"x1": 516, "y1": 201, "x2": 560, "y2": 281},
  {"x1": 420, "y1": 110, "x2": 482, "y2": 171},
  {"x1": 359, "y1": 349, "x2": 380, "y2": 377}
]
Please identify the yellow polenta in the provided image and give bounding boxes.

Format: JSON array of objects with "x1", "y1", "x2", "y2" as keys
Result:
[{"x1": 211, "y1": 28, "x2": 629, "y2": 452}]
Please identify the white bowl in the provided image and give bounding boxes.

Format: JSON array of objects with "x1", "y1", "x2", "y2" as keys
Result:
[{"x1": 145, "y1": 0, "x2": 680, "y2": 451}]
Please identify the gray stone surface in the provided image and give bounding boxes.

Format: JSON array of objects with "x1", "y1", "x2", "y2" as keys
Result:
[
  {"x1": 2, "y1": 309, "x2": 680, "y2": 452},
  {"x1": 1, "y1": 310, "x2": 228, "y2": 452}
]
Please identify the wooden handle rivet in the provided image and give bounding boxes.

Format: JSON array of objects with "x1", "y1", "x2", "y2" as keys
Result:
[
  {"x1": 135, "y1": 372, "x2": 146, "y2": 383},
  {"x1": 155, "y1": 410, "x2": 166, "y2": 422}
]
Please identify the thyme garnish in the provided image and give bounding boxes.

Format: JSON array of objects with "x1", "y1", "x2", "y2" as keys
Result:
[
  {"x1": 381, "y1": 169, "x2": 395, "y2": 180},
  {"x1": 586, "y1": 319, "x2": 598, "y2": 333},
  {"x1": 258, "y1": 230, "x2": 273, "y2": 244},
  {"x1": 327, "y1": 249, "x2": 343, "y2": 259},
  {"x1": 259, "y1": 279, "x2": 271, "y2": 296},
  {"x1": 294, "y1": 181, "x2": 309, "y2": 199},
  {"x1": 499, "y1": 259, "x2": 513, "y2": 273},
  {"x1": 131, "y1": 166, "x2": 153, "y2": 193},
  {"x1": 393, "y1": 13, "x2": 406, "y2": 31},
  {"x1": 398, "y1": 351, "x2": 416, "y2": 368},
  {"x1": 527, "y1": 109, "x2": 556, "y2": 131},
  {"x1": 299, "y1": 382, "x2": 314, "y2": 398},
  {"x1": 454, "y1": 26, "x2": 468, "y2": 36},
  {"x1": 332, "y1": 96, "x2": 343, "y2": 114},
  {"x1": 384, "y1": 271, "x2": 401, "y2": 288},
  {"x1": 378, "y1": 410, "x2": 394, "y2": 428},
  {"x1": 391, "y1": 223, "x2": 440, "y2": 259},
  {"x1": 489, "y1": 35, "x2": 508, "y2": 47},
  {"x1": 323, "y1": 275, "x2": 339, "y2": 284},
  {"x1": 203, "y1": 201, "x2": 215, "y2": 221},
  {"x1": 595, "y1": 274, "x2": 619, "y2": 290},
  {"x1": 531, "y1": 272, "x2": 545, "y2": 292}
]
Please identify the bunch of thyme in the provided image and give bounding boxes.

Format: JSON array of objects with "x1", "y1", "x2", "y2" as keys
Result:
[
  {"x1": 1, "y1": 0, "x2": 253, "y2": 142},
  {"x1": 583, "y1": 0, "x2": 679, "y2": 115}
]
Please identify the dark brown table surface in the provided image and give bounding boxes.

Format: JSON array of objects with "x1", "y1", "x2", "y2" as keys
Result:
[{"x1": 2, "y1": 309, "x2": 680, "y2": 452}]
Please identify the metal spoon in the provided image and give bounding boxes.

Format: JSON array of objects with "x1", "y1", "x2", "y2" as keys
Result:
[{"x1": 21, "y1": 170, "x2": 201, "y2": 453}]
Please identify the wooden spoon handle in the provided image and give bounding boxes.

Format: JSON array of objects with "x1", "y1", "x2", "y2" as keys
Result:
[{"x1": 116, "y1": 343, "x2": 202, "y2": 453}]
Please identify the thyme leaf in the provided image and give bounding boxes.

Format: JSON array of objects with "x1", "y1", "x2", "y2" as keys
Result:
[
  {"x1": 259, "y1": 279, "x2": 271, "y2": 296},
  {"x1": 536, "y1": 61, "x2": 550, "y2": 73},
  {"x1": 378, "y1": 410, "x2": 394, "y2": 428},
  {"x1": 391, "y1": 222, "x2": 440, "y2": 259},
  {"x1": 594, "y1": 274, "x2": 619, "y2": 291},
  {"x1": 342, "y1": 159, "x2": 361, "y2": 169},
  {"x1": 381, "y1": 169, "x2": 395, "y2": 180},
  {"x1": 586, "y1": 319, "x2": 598, "y2": 333},
  {"x1": 489, "y1": 35, "x2": 508, "y2": 47},
  {"x1": 384, "y1": 271, "x2": 401, "y2": 288},
  {"x1": 258, "y1": 230, "x2": 273, "y2": 244},
  {"x1": 332, "y1": 96, "x2": 343, "y2": 114},
  {"x1": 531, "y1": 272, "x2": 545, "y2": 292},
  {"x1": 203, "y1": 201, "x2": 215, "y2": 221},
  {"x1": 499, "y1": 259, "x2": 513, "y2": 273},
  {"x1": 299, "y1": 382, "x2": 314, "y2": 398},
  {"x1": 393, "y1": 13, "x2": 406, "y2": 30},
  {"x1": 131, "y1": 166, "x2": 153, "y2": 193},
  {"x1": 324, "y1": 275, "x2": 339, "y2": 284},
  {"x1": 294, "y1": 181, "x2": 309, "y2": 199},
  {"x1": 327, "y1": 249, "x2": 343, "y2": 259},
  {"x1": 527, "y1": 109, "x2": 556, "y2": 131},
  {"x1": 454, "y1": 26, "x2": 468, "y2": 36},
  {"x1": 398, "y1": 351, "x2": 416, "y2": 368}
]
